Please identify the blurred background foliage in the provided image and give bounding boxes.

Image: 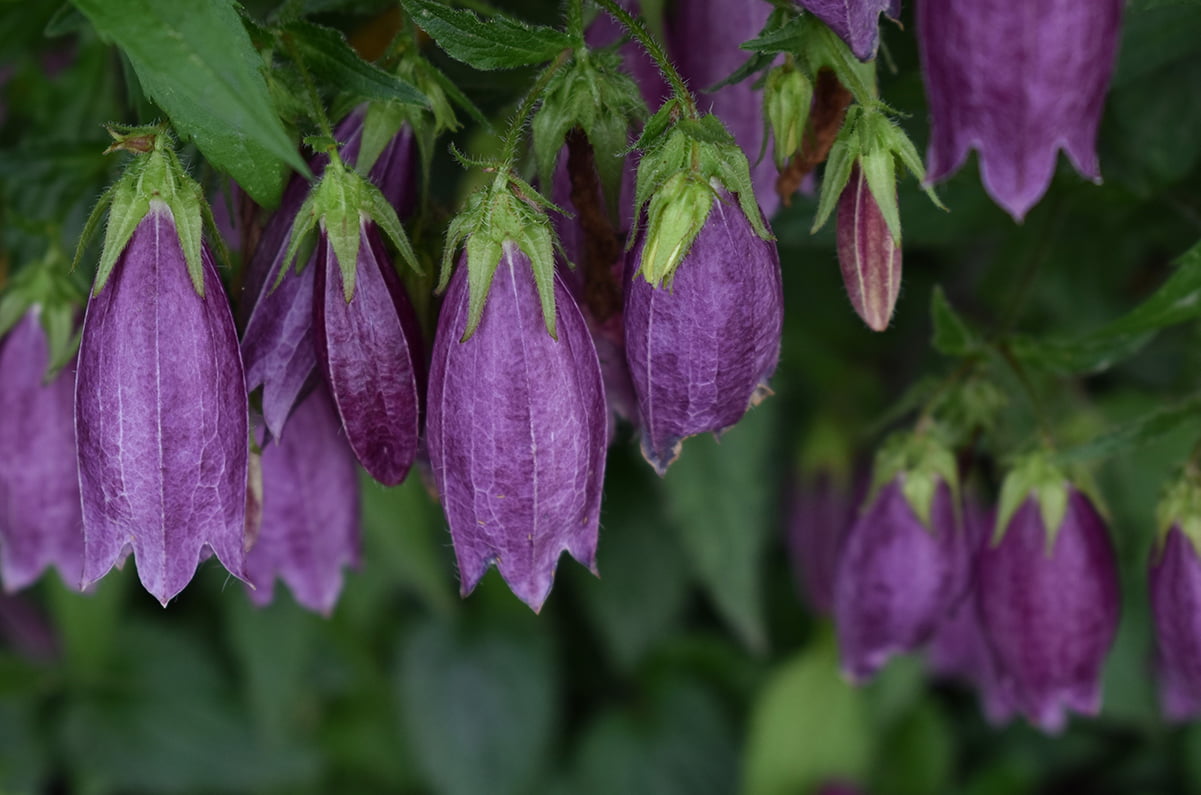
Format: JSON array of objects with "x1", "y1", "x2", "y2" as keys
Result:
[{"x1": 2, "y1": 0, "x2": 1201, "y2": 793}]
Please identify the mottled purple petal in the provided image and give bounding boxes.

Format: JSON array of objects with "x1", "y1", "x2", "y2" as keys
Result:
[
  {"x1": 977, "y1": 489, "x2": 1119, "y2": 732},
  {"x1": 624, "y1": 194, "x2": 783, "y2": 474},
  {"x1": 315, "y1": 223, "x2": 422, "y2": 486},
  {"x1": 833, "y1": 477, "x2": 969, "y2": 682},
  {"x1": 837, "y1": 165, "x2": 901, "y2": 331},
  {"x1": 428, "y1": 245, "x2": 607, "y2": 612},
  {"x1": 75, "y1": 203, "x2": 249, "y2": 605},
  {"x1": 245, "y1": 384, "x2": 360, "y2": 614},
  {"x1": 666, "y1": 0, "x2": 781, "y2": 216},
  {"x1": 796, "y1": 0, "x2": 897, "y2": 61},
  {"x1": 0, "y1": 310, "x2": 83, "y2": 591},
  {"x1": 918, "y1": 0, "x2": 1122, "y2": 220},
  {"x1": 1150, "y1": 526, "x2": 1201, "y2": 722}
]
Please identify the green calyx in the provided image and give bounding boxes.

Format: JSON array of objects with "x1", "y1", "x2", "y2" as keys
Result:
[
  {"x1": 0, "y1": 244, "x2": 85, "y2": 377},
  {"x1": 76, "y1": 126, "x2": 210, "y2": 297},
  {"x1": 632, "y1": 115, "x2": 773, "y2": 287},
  {"x1": 869, "y1": 431, "x2": 960, "y2": 531},
  {"x1": 764, "y1": 63, "x2": 813, "y2": 170},
  {"x1": 281, "y1": 158, "x2": 420, "y2": 303},
  {"x1": 1156, "y1": 467, "x2": 1201, "y2": 558},
  {"x1": 440, "y1": 171, "x2": 563, "y2": 341},
  {"x1": 994, "y1": 452, "x2": 1071, "y2": 551},
  {"x1": 811, "y1": 105, "x2": 945, "y2": 242}
]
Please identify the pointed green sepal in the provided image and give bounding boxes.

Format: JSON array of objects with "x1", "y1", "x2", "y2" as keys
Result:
[
  {"x1": 463, "y1": 232, "x2": 504, "y2": 341},
  {"x1": 994, "y1": 452, "x2": 1070, "y2": 552},
  {"x1": 1156, "y1": 467, "x2": 1201, "y2": 559},
  {"x1": 869, "y1": 431, "x2": 960, "y2": 531}
]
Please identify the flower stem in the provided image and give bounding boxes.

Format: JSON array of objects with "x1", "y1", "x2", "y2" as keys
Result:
[
  {"x1": 282, "y1": 32, "x2": 342, "y2": 167},
  {"x1": 590, "y1": 0, "x2": 697, "y2": 118},
  {"x1": 499, "y1": 50, "x2": 571, "y2": 169}
]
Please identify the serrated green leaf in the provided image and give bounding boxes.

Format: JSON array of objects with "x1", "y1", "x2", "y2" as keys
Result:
[
  {"x1": 285, "y1": 21, "x2": 428, "y2": 108},
  {"x1": 71, "y1": 0, "x2": 308, "y2": 208},
  {"x1": 930, "y1": 286, "x2": 981, "y2": 357},
  {"x1": 401, "y1": 0, "x2": 571, "y2": 71}
]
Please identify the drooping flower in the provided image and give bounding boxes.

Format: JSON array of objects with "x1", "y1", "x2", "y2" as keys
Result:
[
  {"x1": 624, "y1": 191, "x2": 783, "y2": 474},
  {"x1": 795, "y1": 0, "x2": 900, "y2": 61},
  {"x1": 0, "y1": 309, "x2": 83, "y2": 591},
  {"x1": 76, "y1": 201, "x2": 249, "y2": 605},
  {"x1": 977, "y1": 460, "x2": 1120, "y2": 732},
  {"x1": 1148, "y1": 472, "x2": 1201, "y2": 722},
  {"x1": 832, "y1": 434, "x2": 968, "y2": 682},
  {"x1": 917, "y1": 0, "x2": 1123, "y2": 220},
  {"x1": 245, "y1": 384, "x2": 360, "y2": 615},
  {"x1": 427, "y1": 247, "x2": 607, "y2": 612},
  {"x1": 837, "y1": 164, "x2": 901, "y2": 331}
]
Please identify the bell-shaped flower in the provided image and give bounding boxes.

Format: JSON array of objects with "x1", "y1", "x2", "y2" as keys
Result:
[
  {"x1": 977, "y1": 455, "x2": 1120, "y2": 732},
  {"x1": 245, "y1": 384, "x2": 360, "y2": 615},
  {"x1": 0, "y1": 308, "x2": 83, "y2": 591},
  {"x1": 624, "y1": 188, "x2": 783, "y2": 474},
  {"x1": 833, "y1": 433, "x2": 968, "y2": 681},
  {"x1": 428, "y1": 246, "x2": 607, "y2": 612},
  {"x1": 1149, "y1": 471, "x2": 1201, "y2": 721},
  {"x1": 76, "y1": 179, "x2": 249, "y2": 604},
  {"x1": 795, "y1": 0, "x2": 900, "y2": 62},
  {"x1": 917, "y1": 0, "x2": 1123, "y2": 220}
]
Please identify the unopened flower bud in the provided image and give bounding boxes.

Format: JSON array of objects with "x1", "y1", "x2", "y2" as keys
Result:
[
  {"x1": 837, "y1": 164, "x2": 901, "y2": 331},
  {"x1": 638, "y1": 172, "x2": 714, "y2": 286},
  {"x1": 765, "y1": 65, "x2": 813, "y2": 170}
]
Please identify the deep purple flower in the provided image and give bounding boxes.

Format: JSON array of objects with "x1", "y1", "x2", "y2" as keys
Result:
[
  {"x1": 624, "y1": 192, "x2": 783, "y2": 474},
  {"x1": 427, "y1": 246, "x2": 607, "y2": 612},
  {"x1": 786, "y1": 469, "x2": 862, "y2": 614},
  {"x1": 833, "y1": 476, "x2": 968, "y2": 682},
  {"x1": 977, "y1": 488, "x2": 1119, "y2": 732},
  {"x1": 918, "y1": 0, "x2": 1123, "y2": 220},
  {"x1": 75, "y1": 202, "x2": 249, "y2": 604},
  {"x1": 313, "y1": 222, "x2": 423, "y2": 486},
  {"x1": 245, "y1": 384, "x2": 360, "y2": 615},
  {"x1": 666, "y1": 0, "x2": 781, "y2": 216},
  {"x1": 1150, "y1": 525, "x2": 1201, "y2": 722},
  {"x1": 796, "y1": 0, "x2": 899, "y2": 61},
  {"x1": 0, "y1": 310, "x2": 83, "y2": 591},
  {"x1": 837, "y1": 164, "x2": 901, "y2": 331}
]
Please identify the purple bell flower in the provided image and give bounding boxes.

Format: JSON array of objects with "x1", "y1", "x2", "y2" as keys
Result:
[
  {"x1": 1149, "y1": 524, "x2": 1201, "y2": 722},
  {"x1": 795, "y1": 0, "x2": 900, "y2": 61},
  {"x1": 245, "y1": 384, "x2": 360, "y2": 615},
  {"x1": 0, "y1": 310, "x2": 83, "y2": 591},
  {"x1": 917, "y1": 0, "x2": 1123, "y2": 220},
  {"x1": 427, "y1": 246, "x2": 607, "y2": 612},
  {"x1": 837, "y1": 164, "x2": 901, "y2": 331},
  {"x1": 313, "y1": 221, "x2": 423, "y2": 486},
  {"x1": 977, "y1": 486, "x2": 1119, "y2": 732},
  {"x1": 833, "y1": 474, "x2": 968, "y2": 682},
  {"x1": 624, "y1": 191, "x2": 783, "y2": 474},
  {"x1": 75, "y1": 201, "x2": 249, "y2": 604},
  {"x1": 786, "y1": 468, "x2": 863, "y2": 614}
]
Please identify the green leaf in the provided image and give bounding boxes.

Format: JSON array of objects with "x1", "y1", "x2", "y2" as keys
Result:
[
  {"x1": 743, "y1": 634, "x2": 872, "y2": 795},
  {"x1": 930, "y1": 286, "x2": 981, "y2": 357},
  {"x1": 1010, "y1": 239, "x2": 1201, "y2": 374},
  {"x1": 396, "y1": 620, "x2": 558, "y2": 795},
  {"x1": 871, "y1": 701, "x2": 954, "y2": 795},
  {"x1": 401, "y1": 0, "x2": 572, "y2": 71},
  {"x1": 71, "y1": 0, "x2": 308, "y2": 208},
  {"x1": 661, "y1": 400, "x2": 779, "y2": 652},
  {"x1": 1056, "y1": 394, "x2": 1201, "y2": 465},
  {"x1": 284, "y1": 21, "x2": 428, "y2": 108}
]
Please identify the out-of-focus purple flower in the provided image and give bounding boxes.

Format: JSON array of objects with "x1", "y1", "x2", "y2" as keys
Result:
[
  {"x1": 834, "y1": 475, "x2": 968, "y2": 682},
  {"x1": 75, "y1": 202, "x2": 249, "y2": 605},
  {"x1": 314, "y1": 223, "x2": 423, "y2": 486},
  {"x1": 0, "y1": 310, "x2": 83, "y2": 592},
  {"x1": 978, "y1": 487, "x2": 1119, "y2": 732},
  {"x1": 787, "y1": 469, "x2": 863, "y2": 614},
  {"x1": 816, "y1": 782, "x2": 869, "y2": 795},
  {"x1": 624, "y1": 192, "x2": 783, "y2": 474},
  {"x1": 1150, "y1": 525, "x2": 1201, "y2": 722},
  {"x1": 666, "y1": 0, "x2": 781, "y2": 216},
  {"x1": 245, "y1": 384, "x2": 360, "y2": 615},
  {"x1": 837, "y1": 164, "x2": 901, "y2": 331},
  {"x1": 917, "y1": 0, "x2": 1123, "y2": 220},
  {"x1": 427, "y1": 247, "x2": 606, "y2": 612},
  {"x1": 796, "y1": 0, "x2": 899, "y2": 61}
]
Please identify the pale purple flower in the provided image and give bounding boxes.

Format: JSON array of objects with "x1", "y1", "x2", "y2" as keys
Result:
[
  {"x1": 917, "y1": 0, "x2": 1123, "y2": 220},
  {"x1": 245, "y1": 384, "x2": 360, "y2": 615},
  {"x1": 833, "y1": 476, "x2": 969, "y2": 682},
  {"x1": 624, "y1": 193, "x2": 783, "y2": 474},
  {"x1": 796, "y1": 0, "x2": 900, "y2": 61},
  {"x1": 977, "y1": 488, "x2": 1119, "y2": 732},
  {"x1": 786, "y1": 470, "x2": 863, "y2": 614},
  {"x1": 1150, "y1": 526, "x2": 1201, "y2": 722},
  {"x1": 0, "y1": 310, "x2": 83, "y2": 591},
  {"x1": 75, "y1": 201, "x2": 249, "y2": 605},
  {"x1": 837, "y1": 164, "x2": 901, "y2": 331},
  {"x1": 427, "y1": 246, "x2": 607, "y2": 612}
]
